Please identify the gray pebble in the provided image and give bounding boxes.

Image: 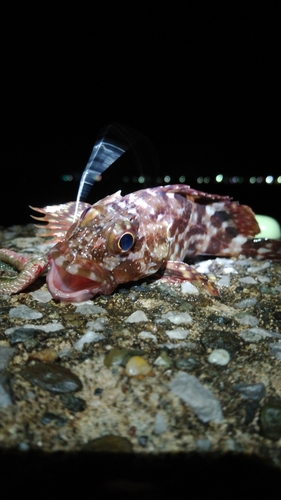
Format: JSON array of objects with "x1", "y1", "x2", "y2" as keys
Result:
[
  {"x1": 74, "y1": 302, "x2": 107, "y2": 315},
  {"x1": 0, "y1": 346, "x2": 15, "y2": 371},
  {"x1": 169, "y1": 371, "x2": 224, "y2": 423},
  {"x1": 9, "y1": 305, "x2": 43, "y2": 320},
  {"x1": 0, "y1": 374, "x2": 13, "y2": 407},
  {"x1": 10, "y1": 328, "x2": 36, "y2": 345},
  {"x1": 233, "y1": 382, "x2": 266, "y2": 401},
  {"x1": 234, "y1": 298, "x2": 258, "y2": 309},
  {"x1": 235, "y1": 313, "x2": 259, "y2": 326}
]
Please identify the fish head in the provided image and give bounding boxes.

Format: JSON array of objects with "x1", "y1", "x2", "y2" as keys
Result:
[{"x1": 46, "y1": 196, "x2": 168, "y2": 302}]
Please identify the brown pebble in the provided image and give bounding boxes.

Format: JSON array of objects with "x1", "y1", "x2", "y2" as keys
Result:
[
  {"x1": 82, "y1": 434, "x2": 133, "y2": 452},
  {"x1": 29, "y1": 348, "x2": 58, "y2": 363}
]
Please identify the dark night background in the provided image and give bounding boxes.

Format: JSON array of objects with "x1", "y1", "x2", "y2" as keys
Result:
[{"x1": 1, "y1": 1, "x2": 280, "y2": 227}]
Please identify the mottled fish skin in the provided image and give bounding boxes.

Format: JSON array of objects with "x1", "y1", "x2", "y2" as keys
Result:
[
  {"x1": 1, "y1": 184, "x2": 280, "y2": 301},
  {"x1": 42, "y1": 184, "x2": 281, "y2": 302}
]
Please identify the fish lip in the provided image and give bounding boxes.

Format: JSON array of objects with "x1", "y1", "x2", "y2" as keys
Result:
[{"x1": 46, "y1": 257, "x2": 106, "y2": 303}]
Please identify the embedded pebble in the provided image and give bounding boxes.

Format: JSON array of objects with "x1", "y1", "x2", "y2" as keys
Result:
[
  {"x1": 20, "y1": 363, "x2": 83, "y2": 393},
  {"x1": 234, "y1": 298, "x2": 258, "y2": 309},
  {"x1": 9, "y1": 305, "x2": 43, "y2": 320},
  {"x1": 86, "y1": 317, "x2": 108, "y2": 331},
  {"x1": 153, "y1": 351, "x2": 173, "y2": 368},
  {"x1": 260, "y1": 399, "x2": 281, "y2": 441},
  {"x1": 235, "y1": 314, "x2": 259, "y2": 326},
  {"x1": 239, "y1": 327, "x2": 281, "y2": 342},
  {"x1": 175, "y1": 356, "x2": 199, "y2": 371},
  {"x1": 125, "y1": 356, "x2": 153, "y2": 377},
  {"x1": 160, "y1": 311, "x2": 192, "y2": 325},
  {"x1": 60, "y1": 394, "x2": 87, "y2": 412},
  {"x1": 208, "y1": 349, "x2": 230, "y2": 366},
  {"x1": 196, "y1": 439, "x2": 212, "y2": 451},
  {"x1": 217, "y1": 275, "x2": 230, "y2": 287},
  {"x1": 247, "y1": 262, "x2": 270, "y2": 273},
  {"x1": 138, "y1": 331, "x2": 158, "y2": 342},
  {"x1": 233, "y1": 382, "x2": 266, "y2": 401},
  {"x1": 153, "y1": 412, "x2": 167, "y2": 435},
  {"x1": 169, "y1": 371, "x2": 223, "y2": 423},
  {"x1": 269, "y1": 342, "x2": 281, "y2": 360},
  {"x1": 74, "y1": 302, "x2": 107, "y2": 315},
  {"x1": 0, "y1": 346, "x2": 15, "y2": 370},
  {"x1": 9, "y1": 328, "x2": 36, "y2": 345},
  {"x1": 239, "y1": 277, "x2": 258, "y2": 285},
  {"x1": 125, "y1": 310, "x2": 148, "y2": 323},
  {"x1": 30, "y1": 289, "x2": 53, "y2": 303},
  {"x1": 257, "y1": 275, "x2": 270, "y2": 283},
  {"x1": 165, "y1": 329, "x2": 189, "y2": 340},
  {"x1": 181, "y1": 281, "x2": 199, "y2": 294},
  {"x1": 82, "y1": 434, "x2": 133, "y2": 452},
  {"x1": 5, "y1": 322, "x2": 64, "y2": 336},
  {"x1": 29, "y1": 348, "x2": 58, "y2": 363},
  {"x1": 73, "y1": 331, "x2": 105, "y2": 350},
  {"x1": 0, "y1": 374, "x2": 13, "y2": 407}
]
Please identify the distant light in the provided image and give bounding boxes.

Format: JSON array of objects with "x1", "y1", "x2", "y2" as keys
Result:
[
  {"x1": 123, "y1": 176, "x2": 130, "y2": 183},
  {"x1": 204, "y1": 176, "x2": 210, "y2": 184},
  {"x1": 265, "y1": 175, "x2": 274, "y2": 184},
  {"x1": 179, "y1": 175, "x2": 186, "y2": 183},
  {"x1": 156, "y1": 177, "x2": 163, "y2": 184},
  {"x1": 215, "y1": 174, "x2": 223, "y2": 183},
  {"x1": 138, "y1": 176, "x2": 145, "y2": 184},
  {"x1": 132, "y1": 176, "x2": 138, "y2": 183},
  {"x1": 277, "y1": 176, "x2": 281, "y2": 184},
  {"x1": 61, "y1": 174, "x2": 73, "y2": 182},
  {"x1": 249, "y1": 176, "x2": 256, "y2": 184},
  {"x1": 164, "y1": 175, "x2": 171, "y2": 183},
  {"x1": 197, "y1": 176, "x2": 204, "y2": 184},
  {"x1": 256, "y1": 176, "x2": 263, "y2": 183}
]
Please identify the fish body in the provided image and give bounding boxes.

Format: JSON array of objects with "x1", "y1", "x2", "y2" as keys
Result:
[
  {"x1": 41, "y1": 184, "x2": 280, "y2": 302},
  {"x1": 1, "y1": 184, "x2": 280, "y2": 301}
]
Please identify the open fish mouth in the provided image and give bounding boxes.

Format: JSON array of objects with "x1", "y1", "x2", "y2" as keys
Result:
[{"x1": 46, "y1": 252, "x2": 112, "y2": 302}]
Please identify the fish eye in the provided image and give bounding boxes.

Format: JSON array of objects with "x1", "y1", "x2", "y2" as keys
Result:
[{"x1": 118, "y1": 232, "x2": 135, "y2": 252}]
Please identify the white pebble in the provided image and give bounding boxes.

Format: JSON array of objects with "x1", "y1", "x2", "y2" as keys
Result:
[
  {"x1": 239, "y1": 277, "x2": 258, "y2": 284},
  {"x1": 217, "y1": 275, "x2": 230, "y2": 287},
  {"x1": 73, "y1": 331, "x2": 105, "y2": 350},
  {"x1": 86, "y1": 318, "x2": 108, "y2": 331},
  {"x1": 208, "y1": 349, "x2": 230, "y2": 366},
  {"x1": 247, "y1": 262, "x2": 270, "y2": 273},
  {"x1": 138, "y1": 331, "x2": 158, "y2": 342},
  {"x1": 30, "y1": 289, "x2": 53, "y2": 303},
  {"x1": 181, "y1": 282, "x2": 199, "y2": 294},
  {"x1": 125, "y1": 310, "x2": 148, "y2": 323},
  {"x1": 165, "y1": 329, "x2": 189, "y2": 340},
  {"x1": 161, "y1": 311, "x2": 192, "y2": 325}
]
